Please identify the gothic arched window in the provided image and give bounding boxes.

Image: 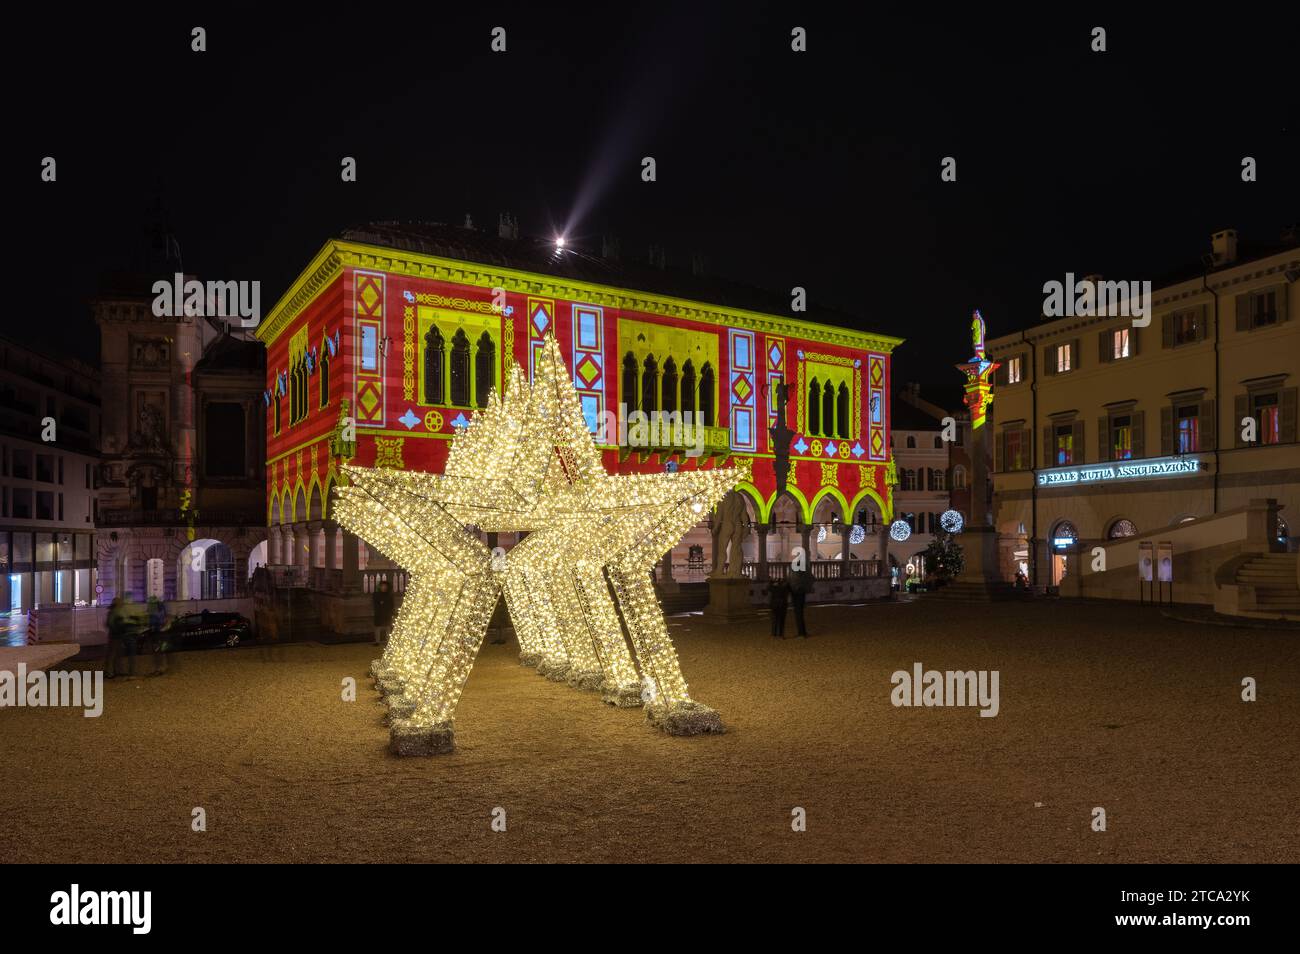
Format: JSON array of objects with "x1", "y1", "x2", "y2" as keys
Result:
[
  {"x1": 424, "y1": 325, "x2": 445, "y2": 405},
  {"x1": 449, "y1": 329, "x2": 470, "y2": 407},
  {"x1": 808, "y1": 377, "x2": 821, "y2": 435},
  {"x1": 661, "y1": 357, "x2": 678, "y2": 413},
  {"x1": 474, "y1": 332, "x2": 494, "y2": 408},
  {"x1": 622, "y1": 352, "x2": 638, "y2": 412},
  {"x1": 699, "y1": 362, "x2": 715, "y2": 427},
  {"x1": 641, "y1": 354, "x2": 658, "y2": 416},
  {"x1": 681, "y1": 360, "x2": 696, "y2": 418},
  {"x1": 822, "y1": 382, "x2": 835, "y2": 439},
  {"x1": 836, "y1": 382, "x2": 850, "y2": 438},
  {"x1": 319, "y1": 351, "x2": 330, "y2": 409}
]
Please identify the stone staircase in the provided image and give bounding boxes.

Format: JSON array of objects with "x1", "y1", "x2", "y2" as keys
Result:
[{"x1": 1232, "y1": 553, "x2": 1300, "y2": 617}]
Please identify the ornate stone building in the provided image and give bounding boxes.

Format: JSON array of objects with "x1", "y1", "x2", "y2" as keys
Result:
[{"x1": 92, "y1": 268, "x2": 266, "y2": 605}]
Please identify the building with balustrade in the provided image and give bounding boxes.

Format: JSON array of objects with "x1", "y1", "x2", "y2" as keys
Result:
[{"x1": 256, "y1": 220, "x2": 903, "y2": 630}]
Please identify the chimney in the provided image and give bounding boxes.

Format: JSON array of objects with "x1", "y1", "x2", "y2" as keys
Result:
[
  {"x1": 648, "y1": 244, "x2": 666, "y2": 269},
  {"x1": 1211, "y1": 228, "x2": 1238, "y2": 265},
  {"x1": 602, "y1": 235, "x2": 621, "y2": 261},
  {"x1": 691, "y1": 251, "x2": 708, "y2": 277},
  {"x1": 497, "y1": 212, "x2": 518, "y2": 240}
]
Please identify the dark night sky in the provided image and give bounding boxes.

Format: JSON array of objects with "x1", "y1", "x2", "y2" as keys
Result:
[{"x1": 11, "y1": 5, "x2": 1298, "y2": 404}]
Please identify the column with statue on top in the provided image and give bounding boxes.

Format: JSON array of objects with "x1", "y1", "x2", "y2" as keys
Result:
[{"x1": 951, "y1": 310, "x2": 1010, "y2": 594}]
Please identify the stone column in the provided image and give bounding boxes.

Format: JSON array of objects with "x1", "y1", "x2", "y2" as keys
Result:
[
  {"x1": 840, "y1": 520, "x2": 852, "y2": 571},
  {"x1": 269, "y1": 526, "x2": 282, "y2": 565},
  {"x1": 324, "y1": 522, "x2": 339, "y2": 571},
  {"x1": 757, "y1": 527, "x2": 769, "y2": 581},
  {"x1": 307, "y1": 521, "x2": 323, "y2": 570},
  {"x1": 342, "y1": 530, "x2": 361, "y2": 592},
  {"x1": 877, "y1": 526, "x2": 890, "y2": 577}
]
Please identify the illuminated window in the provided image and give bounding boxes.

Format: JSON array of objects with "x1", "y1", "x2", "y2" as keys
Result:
[
  {"x1": 1112, "y1": 328, "x2": 1129, "y2": 359},
  {"x1": 1111, "y1": 414, "x2": 1132, "y2": 460},
  {"x1": 1055, "y1": 424, "x2": 1074, "y2": 465},
  {"x1": 1108, "y1": 519, "x2": 1138, "y2": 539},
  {"x1": 1176, "y1": 404, "x2": 1199, "y2": 453},
  {"x1": 1252, "y1": 392, "x2": 1281, "y2": 444},
  {"x1": 1007, "y1": 356, "x2": 1022, "y2": 384},
  {"x1": 1004, "y1": 430, "x2": 1024, "y2": 470},
  {"x1": 1172, "y1": 310, "x2": 1199, "y2": 346},
  {"x1": 1055, "y1": 343, "x2": 1071, "y2": 373}
]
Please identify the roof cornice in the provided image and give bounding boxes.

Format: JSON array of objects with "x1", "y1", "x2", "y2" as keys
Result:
[{"x1": 256, "y1": 240, "x2": 904, "y2": 353}]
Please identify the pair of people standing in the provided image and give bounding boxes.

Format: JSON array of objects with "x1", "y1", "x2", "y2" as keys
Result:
[{"x1": 767, "y1": 569, "x2": 813, "y2": 639}]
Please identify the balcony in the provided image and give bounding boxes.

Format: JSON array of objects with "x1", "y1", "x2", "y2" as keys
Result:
[{"x1": 617, "y1": 423, "x2": 732, "y2": 462}]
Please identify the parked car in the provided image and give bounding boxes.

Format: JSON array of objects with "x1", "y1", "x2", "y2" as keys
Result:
[{"x1": 164, "y1": 610, "x2": 253, "y2": 649}]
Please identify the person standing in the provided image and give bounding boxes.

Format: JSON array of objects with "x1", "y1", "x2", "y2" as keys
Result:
[
  {"x1": 766, "y1": 578, "x2": 790, "y2": 639},
  {"x1": 146, "y1": 596, "x2": 169, "y2": 676},
  {"x1": 372, "y1": 578, "x2": 395, "y2": 647},
  {"x1": 103, "y1": 596, "x2": 124, "y2": 678},
  {"x1": 788, "y1": 567, "x2": 814, "y2": 638}
]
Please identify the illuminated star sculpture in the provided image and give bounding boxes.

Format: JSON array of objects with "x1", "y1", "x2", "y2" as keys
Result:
[{"x1": 333, "y1": 334, "x2": 746, "y2": 755}]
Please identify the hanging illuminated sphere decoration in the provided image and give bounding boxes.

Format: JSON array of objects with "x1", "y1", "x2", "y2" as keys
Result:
[
  {"x1": 940, "y1": 509, "x2": 964, "y2": 533},
  {"x1": 849, "y1": 524, "x2": 866, "y2": 545},
  {"x1": 889, "y1": 519, "x2": 912, "y2": 541},
  {"x1": 333, "y1": 334, "x2": 745, "y2": 756}
]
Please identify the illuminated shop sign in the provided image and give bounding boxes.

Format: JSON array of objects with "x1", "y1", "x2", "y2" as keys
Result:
[{"x1": 1037, "y1": 456, "x2": 1202, "y2": 488}]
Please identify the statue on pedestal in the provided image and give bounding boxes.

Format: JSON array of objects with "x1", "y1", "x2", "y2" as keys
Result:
[{"x1": 710, "y1": 491, "x2": 750, "y2": 578}]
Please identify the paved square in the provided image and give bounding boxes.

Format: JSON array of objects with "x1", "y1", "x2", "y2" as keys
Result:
[{"x1": 3, "y1": 599, "x2": 1296, "y2": 863}]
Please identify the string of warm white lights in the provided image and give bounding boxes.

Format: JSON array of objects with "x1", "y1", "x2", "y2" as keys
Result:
[{"x1": 333, "y1": 333, "x2": 744, "y2": 754}]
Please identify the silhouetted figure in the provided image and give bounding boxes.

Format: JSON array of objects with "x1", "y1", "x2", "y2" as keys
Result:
[
  {"x1": 372, "y1": 579, "x2": 395, "y2": 646},
  {"x1": 767, "y1": 579, "x2": 790, "y2": 639},
  {"x1": 788, "y1": 568, "x2": 813, "y2": 637}
]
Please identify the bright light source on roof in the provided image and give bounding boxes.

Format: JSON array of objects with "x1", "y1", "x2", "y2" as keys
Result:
[{"x1": 555, "y1": 235, "x2": 566, "y2": 249}]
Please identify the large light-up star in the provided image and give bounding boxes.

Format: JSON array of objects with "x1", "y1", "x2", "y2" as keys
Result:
[{"x1": 333, "y1": 334, "x2": 747, "y2": 755}]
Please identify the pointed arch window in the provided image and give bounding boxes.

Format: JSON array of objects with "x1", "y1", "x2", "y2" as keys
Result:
[
  {"x1": 836, "y1": 382, "x2": 850, "y2": 438},
  {"x1": 699, "y1": 362, "x2": 715, "y2": 427},
  {"x1": 822, "y1": 381, "x2": 835, "y2": 439},
  {"x1": 808, "y1": 377, "x2": 821, "y2": 435},
  {"x1": 474, "y1": 331, "x2": 494, "y2": 407},
  {"x1": 641, "y1": 354, "x2": 659, "y2": 416},
  {"x1": 449, "y1": 329, "x2": 471, "y2": 407},
  {"x1": 661, "y1": 357, "x2": 678, "y2": 413},
  {"x1": 424, "y1": 325, "x2": 445, "y2": 405},
  {"x1": 319, "y1": 350, "x2": 331, "y2": 409},
  {"x1": 622, "y1": 352, "x2": 639, "y2": 412},
  {"x1": 681, "y1": 360, "x2": 696, "y2": 419}
]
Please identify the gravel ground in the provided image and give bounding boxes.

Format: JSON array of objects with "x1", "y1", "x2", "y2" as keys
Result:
[{"x1": 3, "y1": 598, "x2": 1297, "y2": 863}]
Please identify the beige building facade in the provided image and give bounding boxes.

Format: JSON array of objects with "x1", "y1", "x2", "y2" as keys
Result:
[{"x1": 987, "y1": 230, "x2": 1298, "y2": 596}]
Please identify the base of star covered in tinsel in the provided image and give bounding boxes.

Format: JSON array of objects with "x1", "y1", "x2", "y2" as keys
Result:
[
  {"x1": 389, "y1": 719, "x2": 456, "y2": 756},
  {"x1": 645, "y1": 700, "x2": 726, "y2": 736}
]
